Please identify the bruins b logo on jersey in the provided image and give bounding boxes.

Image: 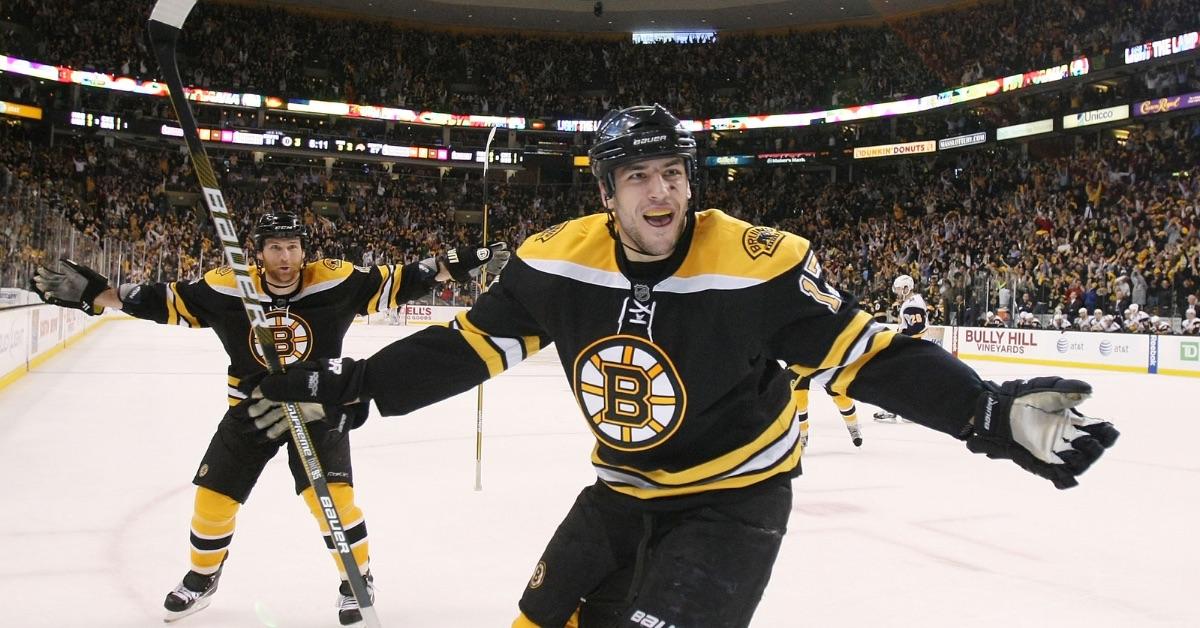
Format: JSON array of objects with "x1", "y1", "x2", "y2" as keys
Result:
[
  {"x1": 249, "y1": 310, "x2": 314, "y2": 367},
  {"x1": 743, "y1": 226, "x2": 783, "y2": 259},
  {"x1": 535, "y1": 221, "x2": 567, "y2": 243},
  {"x1": 572, "y1": 335, "x2": 687, "y2": 452}
]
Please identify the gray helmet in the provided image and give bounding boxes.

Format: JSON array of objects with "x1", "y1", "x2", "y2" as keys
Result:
[{"x1": 588, "y1": 104, "x2": 696, "y2": 199}]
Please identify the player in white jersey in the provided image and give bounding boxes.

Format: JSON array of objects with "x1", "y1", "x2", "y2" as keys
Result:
[
  {"x1": 894, "y1": 274, "x2": 929, "y2": 338},
  {"x1": 875, "y1": 275, "x2": 925, "y2": 422},
  {"x1": 1183, "y1": 309, "x2": 1199, "y2": 335},
  {"x1": 1051, "y1": 312, "x2": 1073, "y2": 331},
  {"x1": 1075, "y1": 307, "x2": 1091, "y2": 330}
]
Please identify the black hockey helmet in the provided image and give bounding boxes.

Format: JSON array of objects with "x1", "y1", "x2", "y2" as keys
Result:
[
  {"x1": 589, "y1": 104, "x2": 696, "y2": 199},
  {"x1": 252, "y1": 211, "x2": 308, "y2": 250}
]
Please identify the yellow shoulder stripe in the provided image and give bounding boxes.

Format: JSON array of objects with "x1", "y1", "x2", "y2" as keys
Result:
[
  {"x1": 516, "y1": 214, "x2": 618, "y2": 272},
  {"x1": 674, "y1": 210, "x2": 810, "y2": 282},
  {"x1": 303, "y1": 259, "x2": 355, "y2": 285},
  {"x1": 203, "y1": 266, "x2": 243, "y2": 290}
]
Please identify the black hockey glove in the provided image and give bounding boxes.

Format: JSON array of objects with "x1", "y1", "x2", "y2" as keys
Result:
[
  {"x1": 31, "y1": 258, "x2": 110, "y2": 315},
  {"x1": 968, "y1": 377, "x2": 1119, "y2": 489},
  {"x1": 254, "y1": 358, "x2": 369, "y2": 406},
  {"x1": 439, "y1": 242, "x2": 511, "y2": 283},
  {"x1": 230, "y1": 398, "x2": 369, "y2": 442}
]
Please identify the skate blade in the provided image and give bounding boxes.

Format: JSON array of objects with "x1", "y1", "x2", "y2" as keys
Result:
[{"x1": 163, "y1": 597, "x2": 213, "y2": 623}]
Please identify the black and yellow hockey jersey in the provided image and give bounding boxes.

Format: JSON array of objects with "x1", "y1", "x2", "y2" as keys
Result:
[
  {"x1": 360, "y1": 210, "x2": 983, "y2": 499},
  {"x1": 120, "y1": 259, "x2": 433, "y2": 405}
]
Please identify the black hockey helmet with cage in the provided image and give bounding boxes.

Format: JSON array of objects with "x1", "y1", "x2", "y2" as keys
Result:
[
  {"x1": 252, "y1": 211, "x2": 308, "y2": 251},
  {"x1": 589, "y1": 104, "x2": 697, "y2": 199}
]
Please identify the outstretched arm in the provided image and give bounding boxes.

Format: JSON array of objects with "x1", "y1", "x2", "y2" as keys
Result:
[
  {"x1": 770, "y1": 249, "x2": 1118, "y2": 489},
  {"x1": 254, "y1": 258, "x2": 548, "y2": 416}
]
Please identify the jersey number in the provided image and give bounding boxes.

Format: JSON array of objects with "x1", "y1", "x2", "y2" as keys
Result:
[{"x1": 799, "y1": 253, "x2": 843, "y2": 314}]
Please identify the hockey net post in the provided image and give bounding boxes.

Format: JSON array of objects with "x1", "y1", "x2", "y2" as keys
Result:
[{"x1": 146, "y1": 2, "x2": 380, "y2": 625}]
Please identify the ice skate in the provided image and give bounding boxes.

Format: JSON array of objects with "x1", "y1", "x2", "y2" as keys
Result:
[
  {"x1": 163, "y1": 559, "x2": 225, "y2": 622},
  {"x1": 337, "y1": 572, "x2": 376, "y2": 626}
]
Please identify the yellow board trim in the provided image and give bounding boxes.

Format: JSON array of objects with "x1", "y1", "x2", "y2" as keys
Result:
[
  {"x1": 0, "y1": 316, "x2": 113, "y2": 393},
  {"x1": 1157, "y1": 368, "x2": 1200, "y2": 378},
  {"x1": 957, "y1": 352, "x2": 1147, "y2": 373}
]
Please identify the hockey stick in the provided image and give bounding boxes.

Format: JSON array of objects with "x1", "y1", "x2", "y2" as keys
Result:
[
  {"x1": 146, "y1": 3, "x2": 380, "y2": 626},
  {"x1": 474, "y1": 125, "x2": 498, "y2": 492}
]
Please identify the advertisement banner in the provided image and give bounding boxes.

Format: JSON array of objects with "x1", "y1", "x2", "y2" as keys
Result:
[
  {"x1": 852, "y1": 140, "x2": 936, "y2": 159},
  {"x1": 704, "y1": 155, "x2": 755, "y2": 167},
  {"x1": 0, "y1": 100, "x2": 43, "y2": 120},
  {"x1": 1133, "y1": 92, "x2": 1200, "y2": 116},
  {"x1": 997, "y1": 119, "x2": 1054, "y2": 141},
  {"x1": 955, "y1": 328, "x2": 1149, "y2": 372},
  {"x1": 1155, "y1": 336, "x2": 1200, "y2": 377},
  {"x1": 1062, "y1": 105, "x2": 1130, "y2": 129},
  {"x1": 1, "y1": 305, "x2": 108, "y2": 388},
  {"x1": 402, "y1": 305, "x2": 464, "y2": 326},
  {"x1": 938, "y1": 132, "x2": 987, "y2": 150},
  {"x1": 1124, "y1": 31, "x2": 1199, "y2": 64},
  {"x1": 0, "y1": 309, "x2": 31, "y2": 377},
  {"x1": 758, "y1": 151, "x2": 821, "y2": 164},
  {"x1": 155, "y1": 121, "x2": 523, "y2": 164}
]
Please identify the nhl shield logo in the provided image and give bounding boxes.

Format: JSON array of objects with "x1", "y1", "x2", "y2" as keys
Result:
[
  {"x1": 743, "y1": 226, "x2": 783, "y2": 259},
  {"x1": 633, "y1": 283, "x2": 651, "y2": 303}
]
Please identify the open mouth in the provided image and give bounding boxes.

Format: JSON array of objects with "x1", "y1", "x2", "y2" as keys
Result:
[{"x1": 644, "y1": 209, "x2": 673, "y2": 228}]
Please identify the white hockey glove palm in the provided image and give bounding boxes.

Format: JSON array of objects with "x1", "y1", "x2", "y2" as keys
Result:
[
  {"x1": 968, "y1": 377, "x2": 1119, "y2": 489},
  {"x1": 231, "y1": 396, "x2": 367, "y2": 442},
  {"x1": 31, "y1": 258, "x2": 110, "y2": 315}
]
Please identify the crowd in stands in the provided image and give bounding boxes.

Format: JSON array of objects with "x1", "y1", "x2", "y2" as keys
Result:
[
  {"x1": 2, "y1": 0, "x2": 1196, "y2": 119},
  {"x1": 4, "y1": 108, "x2": 1198, "y2": 331},
  {"x1": 704, "y1": 115, "x2": 1200, "y2": 333},
  {"x1": 3, "y1": 0, "x2": 1199, "y2": 327}
]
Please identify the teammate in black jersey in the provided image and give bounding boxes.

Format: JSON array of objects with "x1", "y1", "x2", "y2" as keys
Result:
[
  {"x1": 32, "y1": 211, "x2": 508, "y2": 625},
  {"x1": 245, "y1": 106, "x2": 1118, "y2": 628}
]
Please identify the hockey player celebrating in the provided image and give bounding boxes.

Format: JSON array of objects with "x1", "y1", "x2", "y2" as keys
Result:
[
  {"x1": 244, "y1": 105, "x2": 1118, "y2": 628},
  {"x1": 874, "y1": 273, "x2": 925, "y2": 421},
  {"x1": 31, "y1": 211, "x2": 509, "y2": 626}
]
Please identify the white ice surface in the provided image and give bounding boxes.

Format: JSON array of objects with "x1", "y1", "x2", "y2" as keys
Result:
[{"x1": 0, "y1": 319, "x2": 1195, "y2": 627}]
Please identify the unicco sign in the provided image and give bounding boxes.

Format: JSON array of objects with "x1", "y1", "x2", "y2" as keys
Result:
[{"x1": 1063, "y1": 105, "x2": 1130, "y2": 129}]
